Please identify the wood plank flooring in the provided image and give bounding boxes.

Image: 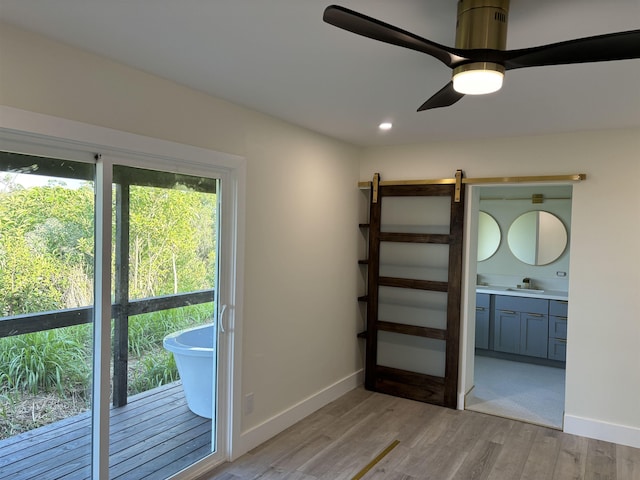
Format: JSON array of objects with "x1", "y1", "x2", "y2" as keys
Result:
[
  {"x1": 204, "y1": 388, "x2": 640, "y2": 480},
  {"x1": 0, "y1": 381, "x2": 211, "y2": 480}
]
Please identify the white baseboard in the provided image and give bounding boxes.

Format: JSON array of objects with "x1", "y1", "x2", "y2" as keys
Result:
[
  {"x1": 564, "y1": 414, "x2": 640, "y2": 448},
  {"x1": 234, "y1": 369, "x2": 364, "y2": 459}
]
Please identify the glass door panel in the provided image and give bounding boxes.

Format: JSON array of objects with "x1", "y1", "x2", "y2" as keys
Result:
[
  {"x1": 377, "y1": 332, "x2": 446, "y2": 378},
  {"x1": 378, "y1": 287, "x2": 448, "y2": 330},
  {"x1": 0, "y1": 152, "x2": 95, "y2": 479},
  {"x1": 109, "y1": 165, "x2": 219, "y2": 479},
  {"x1": 380, "y1": 242, "x2": 450, "y2": 281},
  {"x1": 377, "y1": 287, "x2": 448, "y2": 378},
  {"x1": 381, "y1": 196, "x2": 451, "y2": 233}
]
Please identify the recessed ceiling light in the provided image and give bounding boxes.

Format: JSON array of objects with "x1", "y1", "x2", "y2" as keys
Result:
[{"x1": 378, "y1": 122, "x2": 392, "y2": 131}]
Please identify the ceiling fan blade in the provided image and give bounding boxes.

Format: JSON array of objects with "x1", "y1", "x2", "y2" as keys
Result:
[
  {"x1": 323, "y1": 5, "x2": 466, "y2": 68},
  {"x1": 417, "y1": 82, "x2": 465, "y2": 111},
  {"x1": 504, "y1": 29, "x2": 640, "y2": 70}
]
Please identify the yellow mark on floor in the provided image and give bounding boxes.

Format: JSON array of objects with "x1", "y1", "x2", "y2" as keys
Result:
[{"x1": 351, "y1": 439, "x2": 400, "y2": 480}]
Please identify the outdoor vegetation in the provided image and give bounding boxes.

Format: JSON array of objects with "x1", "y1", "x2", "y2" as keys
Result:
[{"x1": 0, "y1": 173, "x2": 217, "y2": 439}]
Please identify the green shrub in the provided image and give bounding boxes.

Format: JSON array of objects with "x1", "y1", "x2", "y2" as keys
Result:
[
  {"x1": 127, "y1": 303, "x2": 212, "y2": 356},
  {"x1": 128, "y1": 349, "x2": 179, "y2": 395},
  {"x1": 0, "y1": 326, "x2": 91, "y2": 396},
  {"x1": 126, "y1": 304, "x2": 212, "y2": 395}
]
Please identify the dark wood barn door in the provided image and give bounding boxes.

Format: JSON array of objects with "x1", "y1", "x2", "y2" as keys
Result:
[{"x1": 365, "y1": 173, "x2": 465, "y2": 408}]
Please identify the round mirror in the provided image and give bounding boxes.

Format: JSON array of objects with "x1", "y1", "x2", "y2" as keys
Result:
[
  {"x1": 477, "y1": 211, "x2": 501, "y2": 261},
  {"x1": 508, "y1": 211, "x2": 567, "y2": 265}
]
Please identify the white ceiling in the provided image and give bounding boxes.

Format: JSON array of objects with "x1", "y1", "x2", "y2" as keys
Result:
[{"x1": 1, "y1": 0, "x2": 639, "y2": 146}]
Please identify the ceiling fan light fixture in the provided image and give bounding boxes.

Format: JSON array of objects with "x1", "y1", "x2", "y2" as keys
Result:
[
  {"x1": 452, "y1": 68, "x2": 504, "y2": 95},
  {"x1": 452, "y1": 61, "x2": 505, "y2": 95}
]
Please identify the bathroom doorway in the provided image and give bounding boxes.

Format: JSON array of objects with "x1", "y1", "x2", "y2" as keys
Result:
[{"x1": 463, "y1": 184, "x2": 572, "y2": 430}]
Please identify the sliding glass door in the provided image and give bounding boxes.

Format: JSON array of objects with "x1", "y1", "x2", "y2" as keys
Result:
[
  {"x1": 0, "y1": 152, "x2": 95, "y2": 478},
  {"x1": 0, "y1": 151, "x2": 228, "y2": 479},
  {"x1": 108, "y1": 165, "x2": 220, "y2": 479}
]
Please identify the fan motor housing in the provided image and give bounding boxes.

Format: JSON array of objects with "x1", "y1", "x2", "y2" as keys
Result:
[{"x1": 454, "y1": 0, "x2": 510, "y2": 78}]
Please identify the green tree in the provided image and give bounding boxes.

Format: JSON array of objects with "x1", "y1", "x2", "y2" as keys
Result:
[
  {"x1": 0, "y1": 183, "x2": 94, "y2": 316},
  {"x1": 127, "y1": 186, "x2": 216, "y2": 299},
  {"x1": 0, "y1": 176, "x2": 216, "y2": 315}
]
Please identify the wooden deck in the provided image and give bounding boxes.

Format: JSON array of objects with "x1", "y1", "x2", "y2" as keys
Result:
[{"x1": 0, "y1": 382, "x2": 212, "y2": 480}]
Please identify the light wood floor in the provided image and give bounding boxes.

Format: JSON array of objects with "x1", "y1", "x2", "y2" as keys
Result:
[{"x1": 203, "y1": 387, "x2": 639, "y2": 480}]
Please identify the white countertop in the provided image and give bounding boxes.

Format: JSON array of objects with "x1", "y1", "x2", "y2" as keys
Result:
[{"x1": 475, "y1": 286, "x2": 568, "y2": 301}]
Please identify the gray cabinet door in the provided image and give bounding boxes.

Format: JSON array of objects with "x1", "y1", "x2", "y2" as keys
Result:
[
  {"x1": 548, "y1": 314, "x2": 567, "y2": 361},
  {"x1": 548, "y1": 338, "x2": 567, "y2": 361},
  {"x1": 521, "y1": 313, "x2": 549, "y2": 358},
  {"x1": 475, "y1": 294, "x2": 490, "y2": 349},
  {"x1": 475, "y1": 306, "x2": 490, "y2": 349},
  {"x1": 494, "y1": 310, "x2": 521, "y2": 354},
  {"x1": 549, "y1": 316, "x2": 568, "y2": 339}
]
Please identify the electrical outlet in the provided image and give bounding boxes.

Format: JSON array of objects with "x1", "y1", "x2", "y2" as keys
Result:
[
  {"x1": 556, "y1": 271, "x2": 566, "y2": 277},
  {"x1": 244, "y1": 393, "x2": 254, "y2": 415}
]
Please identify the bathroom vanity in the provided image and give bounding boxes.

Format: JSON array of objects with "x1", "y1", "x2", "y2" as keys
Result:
[{"x1": 475, "y1": 287, "x2": 568, "y2": 365}]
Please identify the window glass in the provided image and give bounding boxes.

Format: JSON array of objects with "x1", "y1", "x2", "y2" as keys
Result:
[{"x1": 0, "y1": 151, "x2": 95, "y2": 478}]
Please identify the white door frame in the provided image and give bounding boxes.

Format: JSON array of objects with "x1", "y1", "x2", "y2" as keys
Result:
[
  {"x1": 459, "y1": 184, "x2": 481, "y2": 409},
  {"x1": 0, "y1": 105, "x2": 246, "y2": 477},
  {"x1": 459, "y1": 182, "x2": 571, "y2": 423}
]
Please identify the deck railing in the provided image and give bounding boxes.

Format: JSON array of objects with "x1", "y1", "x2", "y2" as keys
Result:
[{"x1": 0, "y1": 288, "x2": 214, "y2": 406}]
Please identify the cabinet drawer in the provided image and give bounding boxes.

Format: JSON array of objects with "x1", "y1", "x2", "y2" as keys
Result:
[
  {"x1": 495, "y1": 295, "x2": 548, "y2": 315},
  {"x1": 476, "y1": 293, "x2": 490, "y2": 310},
  {"x1": 549, "y1": 316, "x2": 568, "y2": 339},
  {"x1": 549, "y1": 300, "x2": 568, "y2": 317}
]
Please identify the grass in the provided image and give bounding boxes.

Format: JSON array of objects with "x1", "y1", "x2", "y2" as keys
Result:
[
  {"x1": 0, "y1": 303, "x2": 213, "y2": 439},
  {"x1": 128, "y1": 303, "x2": 211, "y2": 357},
  {"x1": 128, "y1": 348, "x2": 179, "y2": 394},
  {"x1": 127, "y1": 304, "x2": 211, "y2": 395},
  {"x1": 0, "y1": 325, "x2": 92, "y2": 396},
  {"x1": 0, "y1": 390, "x2": 90, "y2": 439}
]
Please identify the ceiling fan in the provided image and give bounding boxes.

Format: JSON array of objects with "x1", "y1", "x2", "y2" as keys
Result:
[{"x1": 323, "y1": 0, "x2": 640, "y2": 110}]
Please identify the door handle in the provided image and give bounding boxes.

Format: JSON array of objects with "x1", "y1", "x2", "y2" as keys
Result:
[{"x1": 219, "y1": 304, "x2": 228, "y2": 333}]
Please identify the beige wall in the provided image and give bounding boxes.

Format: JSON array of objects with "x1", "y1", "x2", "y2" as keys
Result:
[
  {"x1": 0, "y1": 22, "x2": 363, "y2": 439},
  {"x1": 360, "y1": 129, "x2": 640, "y2": 443}
]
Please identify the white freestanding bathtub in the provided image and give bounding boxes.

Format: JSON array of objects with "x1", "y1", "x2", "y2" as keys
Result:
[{"x1": 163, "y1": 324, "x2": 215, "y2": 418}]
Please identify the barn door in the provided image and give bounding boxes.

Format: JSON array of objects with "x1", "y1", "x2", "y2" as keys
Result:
[{"x1": 365, "y1": 172, "x2": 465, "y2": 408}]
